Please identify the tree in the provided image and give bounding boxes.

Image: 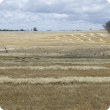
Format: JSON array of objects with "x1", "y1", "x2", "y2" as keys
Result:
[
  {"x1": 33, "y1": 27, "x2": 37, "y2": 31},
  {"x1": 20, "y1": 29, "x2": 24, "y2": 31},
  {"x1": 103, "y1": 21, "x2": 110, "y2": 33}
]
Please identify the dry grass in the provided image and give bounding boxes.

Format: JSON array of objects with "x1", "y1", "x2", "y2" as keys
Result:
[
  {"x1": 0, "y1": 84, "x2": 110, "y2": 110},
  {"x1": 0, "y1": 68, "x2": 110, "y2": 79},
  {"x1": 0, "y1": 30, "x2": 110, "y2": 110},
  {"x1": 0, "y1": 65, "x2": 107, "y2": 70},
  {"x1": 0, "y1": 30, "x2": 110, "y2": 48},
  {"x1": 1, "y1": 76, "x2": 110, "y2": 84}
]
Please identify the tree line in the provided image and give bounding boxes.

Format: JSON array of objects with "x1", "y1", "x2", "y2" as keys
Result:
[
  {"x1": 0, "y1": 27, "x2": 38, "y2": 31},
  {"x1": 0, "y1": 22, "x2": 110, "y2": 32}
]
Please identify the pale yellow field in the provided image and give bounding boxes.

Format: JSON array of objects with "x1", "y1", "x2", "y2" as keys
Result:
[
  {"x1": 0, "y1": 31, "x2": 110, "y2": 110},
  {"x1": 0, "y1": 30, "x2": 110, "y2": 47}
]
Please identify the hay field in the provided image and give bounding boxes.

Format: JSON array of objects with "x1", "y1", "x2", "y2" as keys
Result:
[{"x1": 0, "y1": 30, "x2": 110, "y2": 110}]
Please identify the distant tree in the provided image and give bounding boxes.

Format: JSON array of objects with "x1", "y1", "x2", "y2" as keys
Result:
[
  {"x1": 20, "y1": 29, "x2": 24, "y2": 31},
  {"x1": 103, "y1": 21, "x2": 110, "y2": 33},
  {"x1": 47, "y1": 30, "x2": 51, "y2": 31},
  {"x1": 33, "y1": 27, "x2": 37, "y2": 31}
]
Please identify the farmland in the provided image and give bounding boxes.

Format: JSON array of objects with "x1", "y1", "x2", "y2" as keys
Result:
[{"x1": 0, "y1": 30, "x2": 110, "y2": 110}]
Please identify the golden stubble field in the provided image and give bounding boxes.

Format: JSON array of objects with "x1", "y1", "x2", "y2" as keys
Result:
[{"x1": 0, "y1": 30, "x2": 110, "y2": 110}]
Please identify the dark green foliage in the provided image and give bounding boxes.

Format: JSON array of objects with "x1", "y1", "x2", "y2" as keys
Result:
[
  {"x1": 33, "y1": 27, "x2": 38, "y2": 31},
  {"x1": 103, "y1": 21, "x2": 110, "y2": 33}
]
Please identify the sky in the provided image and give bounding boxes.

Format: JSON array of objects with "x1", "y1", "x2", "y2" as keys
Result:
[{"x1": 0, "y1": 0, "x2": 110, "y2": 31}]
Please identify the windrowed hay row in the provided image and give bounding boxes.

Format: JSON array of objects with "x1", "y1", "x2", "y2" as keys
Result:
[
  {"x1": 98, "y1": 33, "x2": 108, "y2": 37},
  {"x1": 1, "y1": 76, "x2": 110, "y2": 84},
  {"x1": 101, "y1": 38, "x2": 110, "y2": 43},
  {"x1": 74, "y1": 36, "x2": 83, "y2": 42},
  {"x1": 100, "y1": 38, "x2": 105, "y2": 43},
  {"x1": 81, "y1": 34, "x2": 87, "y2": 38},
  {"x1": 90, "y1": 33, "x2": 99, "y2": 38},
  {"x1": 89, "y1": 38, "x2": 94, "y2": 43},
  {"x1": 0, "y1": 66, "x2": 107, "y2": 70},
  {"x1": 38, "y1": 61, "x2": 110, "y2": 64},
  {"x1": 69, "y1": 39, "x2": 73, "y2": 41},
  {"x1": 91, "y1": 33, "x2": 94, "y2": 36},
  {"x1": 90, "y1": 38, "x2": 103, "y2": 43},
  {"x1": 99, "y1": 33, "x2": 104, "y2": 37},
  {"x1": 56, "y1": 36, "x2": 60, "y2": 40}
]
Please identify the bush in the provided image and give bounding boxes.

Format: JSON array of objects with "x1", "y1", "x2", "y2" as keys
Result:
[
  {"x1": 103, "y1": 21, "x2": 110, "y2": 33},
  {"x1": 33, "y1": 27, "x2": 38, "y2": 31}
]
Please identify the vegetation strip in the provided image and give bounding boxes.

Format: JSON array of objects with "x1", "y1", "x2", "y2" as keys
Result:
[
  {"x1": 0, "y1": 66, "x2": 107, "y2": 70},
  {"x1": 1, "y1": 76, "x2": 110, "y2": 84}
]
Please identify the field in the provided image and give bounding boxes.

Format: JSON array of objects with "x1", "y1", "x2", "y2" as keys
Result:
[{"x1": 0, "y1": 30, "x2": 110, "y2": 110}]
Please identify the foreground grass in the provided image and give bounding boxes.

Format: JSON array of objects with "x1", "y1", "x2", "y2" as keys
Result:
[
  {"x1": 1, "y1": 69, "x2": 110, "y2": 78},
  {"x1": 0, "y1": 83, "x2": 110, "y2": 110}
]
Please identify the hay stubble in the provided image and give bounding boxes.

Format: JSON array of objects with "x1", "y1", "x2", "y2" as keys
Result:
[{"x1": 0, "y1": 30, "x2": 110, "y2": 110}]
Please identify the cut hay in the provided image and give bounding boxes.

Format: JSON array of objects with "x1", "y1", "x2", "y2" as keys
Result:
[
  {"x1": 41, "y1": 61, "x2": 110, "y2": 64},
  {"x1": 91, "y1": 33, "x2": 93, "y2": 36},
  {"x1": 89, "y1": 38, "x2": 94, "y2": 43},
  {"x1": 69, "y1": 39, "x2": 73, "y2": 41},
  {"x1": 100, "y1": 38, "x2": 105, "y2": 43},
  {"x1": 0, "y1": 66, "x2": 107, "y2": 70},
  {"x1": 1, "y1": 76, "x2": 110, "y2": 84}
]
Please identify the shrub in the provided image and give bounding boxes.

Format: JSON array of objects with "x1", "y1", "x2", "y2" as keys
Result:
[{"x1": 103, "y1": 21, "x2": 110, "y2": 33}]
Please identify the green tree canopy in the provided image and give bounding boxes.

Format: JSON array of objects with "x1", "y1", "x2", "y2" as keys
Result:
[
  {"x1": 33, "y1": 27, "x2": 38, "y2": 31},
  {"x1": 103, "y1": 21, "x2": 110, "y2": 33}
]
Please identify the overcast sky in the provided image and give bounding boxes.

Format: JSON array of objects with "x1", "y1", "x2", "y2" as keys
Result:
[{"x1": 0, "y1": 0, "x2": 110, "y2": 31}]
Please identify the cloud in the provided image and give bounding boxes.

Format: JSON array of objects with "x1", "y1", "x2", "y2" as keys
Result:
[
  {"x1": 0, "y1": 0, "x2": 110, "y2": 30},
  {"x1": 22, "y1": 0, "x2": 67, "y2": 14}
]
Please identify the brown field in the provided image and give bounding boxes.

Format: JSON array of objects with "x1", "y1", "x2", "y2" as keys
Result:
[{"x1": 0, "y1": 30, "x2": 110, "y2": 110}]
